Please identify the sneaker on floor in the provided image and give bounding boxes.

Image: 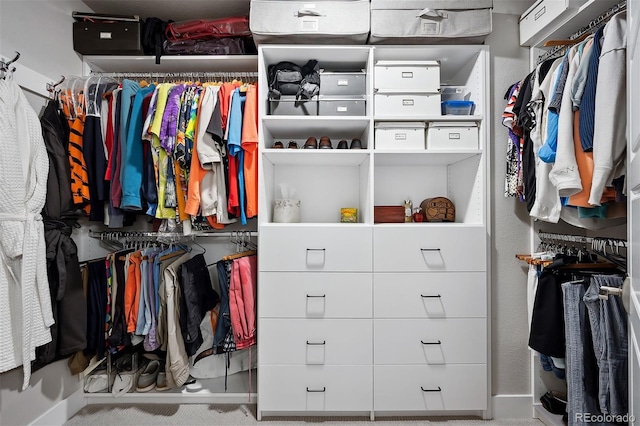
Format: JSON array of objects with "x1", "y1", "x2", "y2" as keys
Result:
[
  {"x1": 155, "y1": 371, "x2": 169, "y2": 391},
  {"x1": 136, "y1": 359, "x2": 161, "y2": 392}
]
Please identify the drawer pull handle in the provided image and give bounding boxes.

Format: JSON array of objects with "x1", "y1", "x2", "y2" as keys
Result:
[
  {"x1": 307, "y1": 294, "x2": 326, "y2": 298},
  {"x1": 306, "y1": 248, "x2": 326, "y2": 251},
  {"x1": 420, "y1": 248, "x2": 441, "y2": 251},
  {"x1": 307, "y1": 387, "x2": 326, "y2": 393},
  {"x1": 421, "y1": 294, "x2": 441, "y2": 298},
  {"x1": 421, "y1": 386, "x2": 442, "y2": 392},
  {"x1": 421, "y1": 340, "x2": 442, "y2": 345},
  {"x1": 306, "y1": 340, "x2": 326, "y2": 345}
]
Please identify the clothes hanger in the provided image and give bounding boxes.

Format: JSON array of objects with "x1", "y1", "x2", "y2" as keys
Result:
[{"x1": 543, "y1": 32, "x2": 591, "y2": 47}]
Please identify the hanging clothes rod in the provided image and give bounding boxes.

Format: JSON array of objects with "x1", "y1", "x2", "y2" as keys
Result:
[
  {"x1": 88, "y1": 230, "x2": 258, "y2": 239},
  {"x1": 537, "y1": 0, "x2": 627, "y2": 64},
  {"x1": 89, "y1": 71, "x2": 258, "y2": 80},
  {"x1": 538, "y1": 231, "x2": 627, "y2": 247}
]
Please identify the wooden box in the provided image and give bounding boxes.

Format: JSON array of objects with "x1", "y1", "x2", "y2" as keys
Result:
[{"x1": 374, "y1": 206, "x2": 405, "y2": 223}]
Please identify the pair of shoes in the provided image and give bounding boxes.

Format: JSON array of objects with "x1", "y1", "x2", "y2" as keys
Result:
[
  {"x1": 136, "y1": 359, "x2": 161, "y2": 392},
  {"x1": 540, "y1": 391, "x2": 567, "y2": 415},
  {"x1": 272, "y1": 141, "x2": 299, "y2": 149},
  {"x1": 303, "y1": 136, "x2": 333, "y2": 149},
  {"x1": 336, "y1": 139, "x2": 363, "y2": 149}
]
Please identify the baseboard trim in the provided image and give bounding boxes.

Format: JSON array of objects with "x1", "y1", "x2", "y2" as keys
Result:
[
  {"x1": 30, "y1": 388, "x2": 87, "y2": 426},
  {"x1": 492, "y1": 394, "x2": 534, "y2": 419}
]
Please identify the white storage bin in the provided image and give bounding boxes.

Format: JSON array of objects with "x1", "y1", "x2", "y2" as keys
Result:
[
  {"x1": 369, "y1": 0, "x2": 493, "y2": 45},
  {"x1": 249, "y1": 0, "x2": 370, "y2": 45},
  {"x1": 375, "y1": 93, "x2": 441, "y2": 118},
  {"x1": 375, "y1": 122, "x2": 426, "y2": 150},
  {"x1": 519, "y1": 0, "x2": 589, "y2": 46},
  {"x1": 427, "y1": 122, "x2": 478, "y2": 150},
  {"x1": 374, "y1": 60, "x2": 440, "y2": 93}
]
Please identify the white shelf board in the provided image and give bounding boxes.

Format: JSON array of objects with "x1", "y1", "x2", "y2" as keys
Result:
[
  {"x1": 83, "y1": 55, "x2": 259, "y2": 73},
  {"x1": 85, "y1": 369, "x2": 257, "y2": 404},
  {"x1": 373, "y1": 223, "x2": 485, "y2": 228},
  {"x1": 260, "y1": 222, "x2": 371, "y2": 228},
  {"x1": 263, "y1": 150, "x2": 369, "y2": 166},
  {"x1": 259, "y1": 45, "x2": 371, "y2": 70},
  {"x1": 375, "y1": 115, "x2": 482, "y2": 122},
  {"x1": 373, "y1": 150, "x2": 481, "y2": 166},
  {"x1": 262, "y1": 116, "x2": 370, "y2": 138},
  {"x1": 533, "y1": 403, "x2": 565, "y2": 426}
]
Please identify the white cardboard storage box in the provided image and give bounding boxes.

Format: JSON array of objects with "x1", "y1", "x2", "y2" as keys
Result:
[
  {"x1": 375, "y1": 122, "x2": 426, "y2": 150},
  {"x1": 427, "y1": 122, "x2": 478, "y2": 150},
  {"x1": 374, "y1": 60, "x2": 440, "y2": 93},
  {"x1": 375, "y1": 93, "x2": 441, "y2": 117}
]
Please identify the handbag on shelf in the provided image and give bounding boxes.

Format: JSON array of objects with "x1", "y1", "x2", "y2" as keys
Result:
[{"x1": 165, "y1": 17, "x2": 251, "y2": 42}]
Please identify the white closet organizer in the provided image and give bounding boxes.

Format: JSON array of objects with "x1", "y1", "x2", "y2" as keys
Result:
[
  {"x1": 78, "y1": 54, "x2": 259, "y2": 405},
  {"x1": 256, "y1": 45, "x2": 490, "y2": 420}
]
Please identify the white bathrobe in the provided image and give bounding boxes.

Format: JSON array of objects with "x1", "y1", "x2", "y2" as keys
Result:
[{"x1": 0, "y1": 79, "x2": 53, "y2": 390}]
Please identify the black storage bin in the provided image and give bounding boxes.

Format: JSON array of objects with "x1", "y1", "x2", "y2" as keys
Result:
[{"x1": 73, "y1": 20, "x2": 144, "y2": 55}]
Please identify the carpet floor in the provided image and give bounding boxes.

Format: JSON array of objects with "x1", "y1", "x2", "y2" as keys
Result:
[{"x1": 64, "y1": 404, "x2": 544, "y2": 425}]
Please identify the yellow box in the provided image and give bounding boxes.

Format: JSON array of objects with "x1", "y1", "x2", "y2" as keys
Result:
[{"x1": 340, "y1": 208, "x2": 358, "y2": 223}]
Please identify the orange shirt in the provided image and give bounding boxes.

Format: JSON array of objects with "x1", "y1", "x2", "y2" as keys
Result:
[
  {"x1": 567, "y1": 111, "x2": 617, "y2": 207},
  {"x1": 241, "y1": 84, "x2": 259, "y2": 219},
  {"x1": 124, "y1": 252, "x2": 143, "y2": 333}
]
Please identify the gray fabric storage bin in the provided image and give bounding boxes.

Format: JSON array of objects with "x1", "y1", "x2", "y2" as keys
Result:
[
  {"x1": 320, "y1": 71, "x2": 366, "y2": 96},
  {"x1": 369, "y1": 0, "x2": 493, "y2": 45},
  {"x1": 319, "y1": 96, "x2": 366, "y2": 116},
  {"x1": 269, "y1": 96, "x2": 319, "y2": 115},
  {"x1": 250, "y1": 0, "x2": 370, "y2": 45}
]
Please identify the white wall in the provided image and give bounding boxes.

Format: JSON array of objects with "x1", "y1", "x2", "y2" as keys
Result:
[
  {"x1": 485, "y1": 14, "x2": 533, "y2": 397},
  {"x1": 0, "y1": 2, "x2": 93, "y2": 425}
]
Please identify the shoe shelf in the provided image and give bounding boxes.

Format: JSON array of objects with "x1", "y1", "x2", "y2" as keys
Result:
[
  {"x1": 373, "y1": 115, "x2": 483, "y2": 122},
  {"x1": 373, "y1": 150, "x2": 481, "y2": 166},
  {"x1": 85, "y1": 369, "x2": 257, "y2": 404},
  {"x1": 263, "y1": 150, "x2": 370, "y2": 166}
]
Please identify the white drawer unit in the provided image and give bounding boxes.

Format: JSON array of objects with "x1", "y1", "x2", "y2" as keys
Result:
[
  {"x1": 374, "y1": 60, "x2": 440, "y2": 93},
  {"x1": 374, "y1": 365, "x2": 487, "y2": 411},
  {"x1": 260, "y1": 319, "x2": 372, "y2": 365},
  {"x1": 374, "y1": 272, "x2": 486, "y2": 318},
  {"x1": 260, "y1": 226, "x2": 372, "y2": 272},
  {"x1": 374, "y1": 318, "x2": 487, "y2": 365},
  {"x1": 373, "y1": 226, "x2": 486, "y2": 272},
  {"x1": 374, "y1": 92, "x2": 441, "y2": 118},
  {"x1": 259, "y1": 366, "x2": 373, "y2": 412},
  {"x1": 260, "y1": 272, "x2": 372, "y2": 318},
  {"x1": 427, "y1": 122, "x2": 479, "y2": 150},
  {"x1": 375, "y1": 122, "x2": 426, "y2": 150}
]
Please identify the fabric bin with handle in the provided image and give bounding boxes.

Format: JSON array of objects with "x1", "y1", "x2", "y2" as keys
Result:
[
  {"x1": 427, "y1": 122, "x2": 478, "y2": 150},
  {"x1": 249, "y1": 0, "x2": 370, "y2": 45},
  {"x1": 374, "y1": 61, "x2": 440, "y2": 93},
  {"x1": 319, "y1": 96, "x2": 366, "y2": 116},
  {"x1": 320, "y1": 71, "x2": 367, "y2": 96},
  {"x1": 375, "y1": 122, "x2": 426, "y2": 150},
  {"x1": 369, "y1": 0, "x2": 493, "y2": 45}
]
